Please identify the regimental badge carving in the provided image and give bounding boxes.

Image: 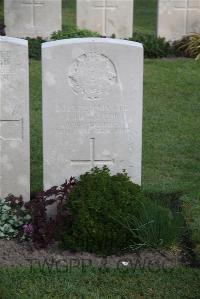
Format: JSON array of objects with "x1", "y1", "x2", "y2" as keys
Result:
[{"x1": 68, "y1": 51, "x2": 118, "y2": 100}]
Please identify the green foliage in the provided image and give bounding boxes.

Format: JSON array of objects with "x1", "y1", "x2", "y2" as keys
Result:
[
  {"x1": 59, "y1": 167, "x2": 146, "y2": 254},
  {"x1": 0, "y1": 196, "x2": 31, "y2": 239},
  {"x1": 51, "y1": 25, "x2": 100, "y2": 40},
  {"x1": 62, "y1": 0, "x2": 76, "y2": 27},
  {"x1": 173, "y1": 33, "x2": 200, "y2": 60},
  {"x1": 134, "y1": 0, "x2": 157, "y2": 35},
  {"x1": 181, "y1": 193, "x2": 200, "y2": 258},
  {"x1": 27, "y1": 37, "x2": 45, "y2": 60},
  {"x1": 0, "y1": 267, "x2": 200, "y2": 299},
  {"x1": 0, "y1": 0, "x2": 4, "y2": 24},
  {"x1": 118, "y1": 199, "x2": 183, "y2": 250},
  {"x1": 58, "y1": 167, "x2": 181, "y2": 254},
  {"x1": 130, "y1": 33, "x2": 172, "y2": 58}
]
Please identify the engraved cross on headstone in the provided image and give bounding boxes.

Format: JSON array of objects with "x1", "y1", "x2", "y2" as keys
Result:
[
  {"x1": 22, "y1": 0, "x2": 45, "y2": 27},
  {"x1": 71, "y1": 138, "x2": 114, "y2": 168},
  {"x1": 174, "y1": 0, "x2": 200, "y2": 33},
  {"x1": 92, "y1": 0, "x2": 118, "y2": 35},
  {"x1": 0, "y1": 119, "x2": 22, "y2": 141}
]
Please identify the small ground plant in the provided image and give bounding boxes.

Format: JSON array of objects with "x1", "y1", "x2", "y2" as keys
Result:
[
  {"x1": 173, "y1": 33, "x2": 200, "y2": 60},
  {"x1": 0, "y1": 195, "x2": 31, "y2": 239},
  {"x1": 181, "y1": 193, "x2": 200, "y2": 260},
  {"x1": 118, "y1": 199, "x2": 183, "y2": 250}
]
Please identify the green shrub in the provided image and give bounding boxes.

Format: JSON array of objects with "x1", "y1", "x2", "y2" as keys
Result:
[
  {"x1": 130, "y1": 33, "x2": 172, "y2": 58},
  {"x1": 181, "y1": 193, "x2": 200, "y2": 259},
  {"x1": 59, "y1": 167, "x2": 145, "y2": 254},
  {"x1": 58, "y1": 167, "x2": 182, "y2": 255},
  {"x1": 173, "y1": 33, "x2": 200, "y2": 60},
  {"x1": 27, "y1": 37, "x2": 45, "y2": 60},
  {"x1": 51, "y1": 25, "x2": 100, "y2": 40},
  {"x1": 0, "y1": 195, "x2": 31, "y2": 239}
]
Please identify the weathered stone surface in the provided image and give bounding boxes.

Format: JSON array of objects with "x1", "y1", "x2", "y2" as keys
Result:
[
  {"x1": 4, "y1": 0, "x2": 62, "y2": 38},
  {"x1": 0, "y1": 36, "x2": 30, "y2": 200},
  {"x1": 157, "y1": 0, "x2": 200, "y2": 41},
  {"x1": 77, "y1": 0, "x2": 134, "y2": 38},
  {"x1": 42, "y1": 38, "x2": 143, "y2": 189}
]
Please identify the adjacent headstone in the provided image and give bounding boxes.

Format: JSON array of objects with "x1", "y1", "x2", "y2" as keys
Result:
[
  {"x1": 42, "y1": 38, "x2": 143, "y2": 190},
  {"x1": 4, "y1": 0, "x2": 62, "y2": 38},
  {"x1": 0, "y1": 36, "x2": 30, "y2": 200},
  {"x1": 157, "y1": 0, "x2": 200, "y2": 41},
  {"x1": 77, "y1": 0, "x2": 134, "y2": 38}
]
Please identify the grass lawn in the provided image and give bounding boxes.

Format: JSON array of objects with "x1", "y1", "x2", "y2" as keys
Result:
[
  {"x1": 0, "y1": 0, "x2": 3, "y2": 24},
  {"x1": 134, "y1": 0, "x2": 157, "y2": 34},
  {"x1": 62, "y1": 0, "x2": 76, "y2": 27},
  {"x1": 0, "y1": 267, "x2": 200, "y2": 298}
]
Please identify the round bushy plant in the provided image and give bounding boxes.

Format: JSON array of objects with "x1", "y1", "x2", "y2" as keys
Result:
[{"x1": 59, "y1": 167, "x2": 147, "y2": 255}]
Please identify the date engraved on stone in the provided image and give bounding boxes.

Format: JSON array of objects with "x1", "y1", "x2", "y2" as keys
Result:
[{"x1": 68, "y1": 51, "x2": 117, "y2": 100}]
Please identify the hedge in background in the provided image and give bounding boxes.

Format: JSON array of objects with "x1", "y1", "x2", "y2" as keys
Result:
[
  {"x1": 130, "y1": 33, "x2": 172, "y2": 58},
  {"x1": 28, "y1": 27, "x2": 200, "y2": 61},
  {"x1": 51, "y1": 25, "x2": 100, "y2": 40}
]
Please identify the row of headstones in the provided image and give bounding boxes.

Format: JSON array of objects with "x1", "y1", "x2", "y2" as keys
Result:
[
  {"x1": 4, "y1": 0, "x2": 200, "y2": 41},
  {"x1": 0, "y1": 35, "x2": 143, "y2": 201}
]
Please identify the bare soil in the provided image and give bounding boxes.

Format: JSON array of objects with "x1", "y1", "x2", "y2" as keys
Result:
[{"x1": 0, "y1": 240, "x2": 180, "y2": 269}]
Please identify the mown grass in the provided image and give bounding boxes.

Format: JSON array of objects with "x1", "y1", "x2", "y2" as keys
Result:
[
  {"x1": 62, "y1": 0, "x2": 76, "y2": 27},
  {"x1": 0, "y1": 0, "x2": 3, "y2": 24},
  {"x1": 0, "y1": 267, "x2": 200, "y2": 298},
  {"x1": 134, "y1": 0, "x2": 157, "y2": 34}
]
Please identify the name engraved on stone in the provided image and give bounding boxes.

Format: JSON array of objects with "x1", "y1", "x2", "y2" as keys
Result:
[
  {"x1": 71, "y1": 138, "x2": 114, "y2": 168},
  {"x1": 22, "y1": 0, "x2": 45, "y2": 27},
  {"x1": 56, "y1": 104, "x2": 128, "y2": 113},
  {"x1": 92, "y1": 0, "x2": 118, "y2": 35},
  {"x1": 68, "y1": 51, "x2": 117, "y2": 100},
  {"x1": 56, "y1": 104, "x2": 129, "y2": 134},
  {"x1": 0, "y1": 119, "x2": 23, "y2": 141}
]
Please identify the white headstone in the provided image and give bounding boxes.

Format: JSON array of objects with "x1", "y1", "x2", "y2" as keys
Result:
[
  {"x1": 77, "y1": 0, "x2": 134, "y2": 38},
  {"x1": 42, "y1": 38, "x2": 143, "y2": 189},
  {"x1": 157, "y1": 0, "x2": 200, "y2": 41},
  {"x1": 4, "y1": 0, "x2": 62, "y2": 38},
  {"x1": 0, "y1": 36, "x2": 30, "y2": 200}
]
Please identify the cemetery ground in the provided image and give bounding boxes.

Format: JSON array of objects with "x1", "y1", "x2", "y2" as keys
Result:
[{"x1": 1, "y1": 0, "x2": 200, "y2": 298}]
